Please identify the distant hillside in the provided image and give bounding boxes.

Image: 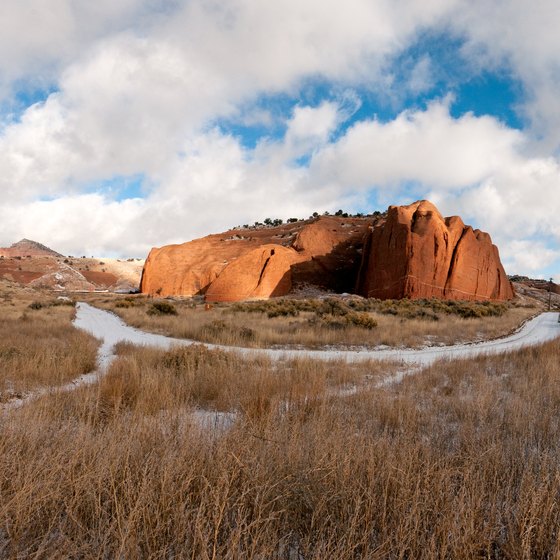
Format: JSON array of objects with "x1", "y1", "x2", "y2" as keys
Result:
[
  {"x1": 0, "y1": 239, "x2": 63, "y2": 258},
  {"x1": 509, "y1": 275, "x2": 560, "y2": 294},
  {"x1": 510, "y1": 275, "x2": 560, "y2": 309},
  {"x1": 0, "y1": 240, "x2": 144, "y2": 293}
]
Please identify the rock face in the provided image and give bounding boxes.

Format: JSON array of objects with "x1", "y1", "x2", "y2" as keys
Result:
[
  {"x1": 29, "y1": 268, "x2": 96, "y2": 292},
  {"x1": 205, "y1": 245, "x2": 299, "y2": 302},
  {"x1": 356, "y1": 200, "x2": 514, "y2": 301},
  {"x1": 140, "y1": 216, "x2": 372, "y2": 299}
]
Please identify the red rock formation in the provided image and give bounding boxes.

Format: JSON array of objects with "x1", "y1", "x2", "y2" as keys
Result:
[
  {"x1": 140, "y1": 216, "x2": 371, "y2": 298},
  {"x1": 356, "y1": 200, "x2": 514, "y2": 301},
  {"x1": 141, "y1": 202, "x2": 513, "y2": 302},
  {"x1": 205, "y1": 245, "x2": 300, "y2": 302}
]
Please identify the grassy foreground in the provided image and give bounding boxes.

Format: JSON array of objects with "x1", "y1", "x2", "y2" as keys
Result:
[
  {"x1": 0, "y1": 282, "x2": 98, "y2": 399},
  {"x1": 2, "y1": 336, "x2": 560, "y2": 558}
]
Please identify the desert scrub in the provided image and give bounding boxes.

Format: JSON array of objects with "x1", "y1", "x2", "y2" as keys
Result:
[
  {"x1": 46, "y1": 342, "x2": 389, "y2": 424},
  {"x1": 232, "y1": 297, "x2": 512, "y2": 333},
  {"x1": 233, "y1": 296, "x2": 511, "y2": 320},
  {"x1": 28, "y1": 298, "x2": 75, "y2": 311},
  {"x1": 0, "y1": 320, "x2": 98, "y2": 394},
  {"x1": 147, "y1": 300, "x2": 178, "y2": 316},
  {"x1": 200, "y1": 319, "x2": 256, "y2": 343},
  {"x1": 115, "y1": 297, "x2": 137, "y2": 308},
  {"x1": 89, "y1": 293, "x2": 535, "y2": 350},
  {"x1": 345, "y1": 311, "x2": 377, "y2": 329},
  {"x1": 310, "y1": 310, "x2": 377, "y2": 330}
]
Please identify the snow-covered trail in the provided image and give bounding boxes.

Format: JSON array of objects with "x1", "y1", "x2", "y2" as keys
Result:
[
  {"x1": 74, "y1": 302, "x2": 560, "y2": 368},
  {"x1": 3, "y1": 305, "x2": 558, "y2": 412}
]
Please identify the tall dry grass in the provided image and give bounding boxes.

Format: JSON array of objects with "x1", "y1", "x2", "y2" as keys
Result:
[
  {"x1": 0, "y1": 282, "x2": 98, "y2": 397},
  {"x1": 90, "y1": 294, "x2": 537, "y2": 350},
  {"x1": 2, "y1": 338, "x2": 560, "y2": 557}
]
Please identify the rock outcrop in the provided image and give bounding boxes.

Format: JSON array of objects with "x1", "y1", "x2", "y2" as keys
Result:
[
  {"x1": 141, "y1": 201, "x2": 513, "y2": 302},
  {"x1": 356, "y1": 200, "x2": 514, "y2": 301},
  {"x1": 29, "y1": 268, "x2": 96, "y2": 292},
  {"x1": 140, "y1": 216, "x2": 372, "y2": 299}
]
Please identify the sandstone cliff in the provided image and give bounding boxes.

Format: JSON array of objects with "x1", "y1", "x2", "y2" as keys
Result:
[
  {"x1": 141, "y1": 201, "x2": 513, "y2": 302},
  {"x1": 356, "y1": 200, "x2": 514, "y2": 301}
]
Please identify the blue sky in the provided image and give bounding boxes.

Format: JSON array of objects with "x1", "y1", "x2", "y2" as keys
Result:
[{"x1": 0, "y1": 0, "x2": 559, "y2": 279}]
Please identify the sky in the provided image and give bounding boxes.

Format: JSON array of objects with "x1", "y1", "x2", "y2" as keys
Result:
[{"x1": 1, "y1": 0, "x2": 559, "y2": 279}]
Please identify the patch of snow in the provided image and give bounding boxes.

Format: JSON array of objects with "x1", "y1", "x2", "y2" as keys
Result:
[{"x1": 190, "y1": 409, "x2": 238, "y2": 432}]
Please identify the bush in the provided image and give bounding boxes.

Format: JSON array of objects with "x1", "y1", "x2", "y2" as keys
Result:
[
  {"x1": 317, "y1": 298, "x2": 350, "y2": 317},
  {"x1": 28, "y1": 299, "x2": 74, "y2": 311},
  {"x1": 115, "y1": 298, "x2": 136, "y2": 309},
  {"x1": 239, "y1": 327, "x2": 256, "y2": 341},
  {"x1": 147, "y1": 301, "x2": 178, "y2": 316},
  {"x1": 267, "y1": 303, "x2": 299, "y2": 318},
  {"x1": 52, "y1": 298, "x2": 75, "y2": 307},
  {"x1": 346, "y1": 311, "x2": 377, "y2": 329},
  {"x1": 231, "y1": 296, "x2": 509, "y2": 324},
  {"x1": 320, "y1": 315, "x2": 347, "y2": 330}
]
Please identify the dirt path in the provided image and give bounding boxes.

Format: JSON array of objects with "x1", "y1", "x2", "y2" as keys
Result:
[{"x1": 74, "y1": 302, "x2": 560, "y2": 367}]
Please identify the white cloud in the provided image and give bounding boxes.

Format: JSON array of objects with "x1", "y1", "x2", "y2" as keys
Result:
[
  {"x1": 407, "y1": 56, "x2": 434, "y2": 95},
  {"x1": 0, "y1": 0, "x2": 455, "y2": 204},
  {"x1": 498, "y1": 240, "x2": 560, "y2": 274},
  {"x1": 1, "y1": 194, "x2": 145, "y2": 257},
  {"x1": 0, "y1": 0, "x2": 172, "y2": 98},
  {"x1": 308, "y1": 99, "x2": 522, "y2": 191},
  {"x1": 159, "y1": 0, "x2": 457, "y2": 92}
]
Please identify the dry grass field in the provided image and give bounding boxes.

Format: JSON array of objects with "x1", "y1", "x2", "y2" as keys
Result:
[
  {"x1": 2, "y1": 283, "x2": 558, "y2": 557},
  {"x1": 87, "y1": 294, "x2": 538, "y2": 350},
  {"x1": 0, "y1": 281, "x2": 98, "y2": 400},
  {"x1": 1, "y1": 334, "x2": 560, "y2": 557}
]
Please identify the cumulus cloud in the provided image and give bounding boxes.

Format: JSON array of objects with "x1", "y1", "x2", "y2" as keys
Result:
[
  {"x1": 499, "y1": 240, "x2": 560, "y2": 275},
  {"x1": 308, "y1": 99, "x2": 524, "y2": 191},
  {"x1": 1, "y1": 0, "x2": 447, "y2": 202},
  {"x1": 2, "y1": 194, "x2": 145, "y2": 257}
]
